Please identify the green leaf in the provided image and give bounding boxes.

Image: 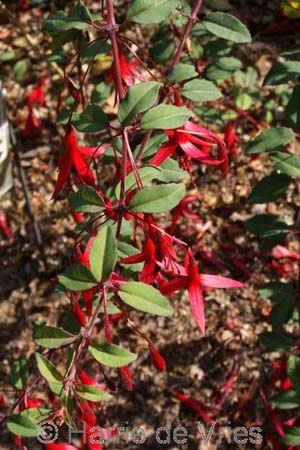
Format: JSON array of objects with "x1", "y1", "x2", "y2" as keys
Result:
[
  {"x1": 127, "y1": 0, "x2": 178, "y2": 24},
  {"x1": 283, "y1": 427, "x2": 300, "y2": 446},
  {"x1": 89, "y1": 340, "x2": 137, "y2": 367},
  {"x1": 286, "y1": 85, "x2": 300, "y2": 128},
  {"x1": 115, "y1": 166, "x2": 162, "y2": 197},
  {"x1": 118, "y1": 81, "x2": 161, "y2": 125},
  {"x1": 270, "y1": 299, "x2": 294, "y2": 329},
  {"x1": 71, "y1": 1, "x2": 92, "y2": 22},
  {"x1": 129, "y1": 183, "x2": 185, "y2": 213},
  {"x1": 89, "y1": 226, "x2": 116, "y2": 282},
  {"x1": 73, "y1": 105, "x2": 108, "y2": 133},
  {"x1": 181, "y1": 79, "x2": 222, "y2": 102},
  {"x1": 141, "y1": 105, "x2": 191, "y2": 129},
  {"x1": 118, "y1": 282, "x2": 173, "y2": 316},
  {"x1": 259, "y1": 282, "x2": 294, "y2": 301},
  {"x1": 13, "y1": 59, "x2": 28, "y2": 82},
  {"x1": 156, "y1": 158, "x2": 188, "y2": 182},
  {"x1": 33, "y1": 324, "x2": 76, "y2": 349},
  {"x1": 234, "y1": 91, "x2": 253, "y2": 110},
  {"x1": 204, "y1": 38, "x2": 232, "y2": 58},
  {"x1": 44, "y1": 13, "x2": 88, "y2": 33},
  {"x1": 168, "y1": 63, "x2": 198, "y2": 83},
  {"x1": 205, "y1": 57, "x2": 242, "y2": 81},
  {"x1": 7, "y1": 414, "x2": 37, "y2": 437},
  {"x1": 58, "y1": 264, "x2": 97, "y2": 292},
  {"x1": 245, "y1": 214, "x2": 290, "y2": 240},
  {"x1": 288, "y1": 355, "x2": 300, "y2": 390},
  {"x1": 76, "y1": 384, "x2": 111, "y2": 401},
  {"x1": 259, "y1": 332, "x2": 293, "y2": 352},
  {"x1": 248, "y1": 173, "x2": 290, "y2": 203},
  {"x1": 91, "y1": 83, "x2": 111, "y2": 105},
  {"x1": 264, "y1": 61, "x2": 300, "y2": 85},
  {"x1": 203, "y1": 12, "x2": 251, "y2": 43},
  {"x1": 68, "y1": 185, "x2": 104, "y2": 213},
  {"x1": 11, "y1": 356, "x2": 28, "y2": 390},
  {"x1": 133, "y1": 133, "x2": 167, "y2": 160},
  {"x1": 271, "y1": 152, "x2": 300, "y2": 177},
  {"x1": 271, "y1": 390, "x2": 300, "y2": 409},
  {"x1": 246, "y1": 127, "x2": 294, "y2": 154},
  {"x1": 35, "y1": 353, "x2": 63, "y2": 384}
]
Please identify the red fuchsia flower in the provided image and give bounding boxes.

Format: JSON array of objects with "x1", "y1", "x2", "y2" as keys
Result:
[
  {"x1": 120, "y1": 237, "x2": 156, "y2": 284},
  {"x1": 160, "y1": 250, "x2": 244, "y2": 335},
  {"x1": 224, "y1": 121, "x2": 239, "y2": 157},
  {"x1": 119, "y1": 365, "x2": 133, "y2": 390},
  {"x1": 150, "y1": 120, "x2": 229, "y2": 176},
  {"x1": 108, "y1": 48, "x2": 146, "y2": 89},
  {"x1": 271, "y1": 245, "x2": 299, "y2": 260},
  {"x1": 52, "y1": 127, "x2": 108, "y2": 199},
  {"x1": 0, "y1": 209, "x2": 13, "y2": 243},
  {"x1": 168, "y1": 389, "x2": 213, "y2": 424},
  {"x1": 20, "y1": 0, "x2": 30, "y2": 12},
  {"x1": 46, "y1": 445, "x2": 79, "y2": 450},
  {"x1": 27, "y1": 77, "x2": 46, "y2": 109},
  {"x1": 270, "y1": 359, "x2": 292, "y2": 390},
  {"x1": 168, "y1": 195, "x2": 202, "y2": 234}
]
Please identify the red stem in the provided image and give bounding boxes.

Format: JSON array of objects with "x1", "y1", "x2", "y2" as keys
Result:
[{"x1": 173, "y1": 0, "x2": 204, "y2": 66}]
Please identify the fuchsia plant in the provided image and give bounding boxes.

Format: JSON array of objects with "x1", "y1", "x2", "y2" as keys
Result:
[{"x1": 2, "y1": 1, "x2": 255, "y2": 448}]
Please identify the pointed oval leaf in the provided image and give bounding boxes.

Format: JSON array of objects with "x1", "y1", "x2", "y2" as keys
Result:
[
  {"x1": 286, "y1": 85, "x2": 300, "y2": 128},
  {"x1": 11, "y1": 356, "x2": 28, "y2": 390},
  {"x1": 115, "y1": 166, "x2": 162, "y2": 197},
  {"x1": 283, "y1": 427, "x2": 300, "y2": 446},
  {"x1": 259, "y1": 332, "x2": 293, "y2": 352},
  {"x1": 127, "y1": 0, "x2": 178, "y2": 24},
  {"x1": 58, "y1": 264, "x2": 97, "y2": 292},
  {"x1": 270, "y1": 152, "x2": 300, "y2": 177},
  {"x1": 182, "y1": 79, "x2": 222, "y2": 102},
  {"x1": 68, "y1": 185, "x2": 104, "y2": 213},
  {"x1": 7, "y1": 414, "x2": 37, "y2": 437},
  {"x1": 89, "y1": 226, "x2": 116, "y2": 282},
  {"x1": 76, "y1": 384, "x2": 111, "y2": 401},
  {"x1": 118, "y1": 282, "x2": 173, "y2": 316},
  {"x1": 245, "y1": 214, "x2": 290, "y2": 239},
  {"x1": 73, "y1": 105, "x2": 108, "y2": 133},
  {"x1": 287, "y1": 355, "x2": 300, "y2": 390},
  {"x1": 89, "y1": 340, "x2": 137, "y2": 367},
  {"x1": 203, "y1": 12, "x2": 251, "y2": 43},
  {"x1": 246, "y1": 127, "x2": 294, "y2": 154},
  {"x1": 271, "y1": 390, "x2": 300, "y2": 409},
  {"x1": 264, "y1": 61, "x2": 300, "y2": 85},
  {"x1": 248, "y1": 173, "x2": 290, "y2": 203},
  {"x1": 33, "y1": 324, "x2": 76, "y2": 349},
  {"x1": 129, "y1": 183, "x2": 185, "y2": 213},
  {"x1": 35, "y1": 353, "x2": 64, "y2": 384},
  {"x1": 168, "y1": 63, "x2": 198, "y2": 83},
  {"x1": 118, "y1": 81, "x2": 161, "y2": 125},
  {"x1": 141, "y1": 105, "x2": 191, "y2": 129}
]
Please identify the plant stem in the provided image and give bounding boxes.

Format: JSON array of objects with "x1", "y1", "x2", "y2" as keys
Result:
[
  {"x1": 173, "y1": 0, "x2": 204, "y2": 66},
  {"x1": 107, "y1": 0, "x2": 124, "y2": 100}
]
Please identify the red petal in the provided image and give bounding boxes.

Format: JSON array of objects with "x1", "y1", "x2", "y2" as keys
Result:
[
  {"x1": 52, "y1": 151, "x2": 73, "y2": 199},
  {"x1": 46, "y1": 444, "x2": 79, "y2": 450},
  {"x1": 201, "y1": 274, "x2": 245, "y2": 289},
  {"x1": 188, "y1": 274, "x2": 205, "y2": 335},
  {"x1": 149, "y1": 344, "x2": 166, "y2": 372},
  {"x1": 160, "y1": 277, "x2": 188, "y2": 296},
  {"x1": 79, "y1": 144, "x2": 110, "y2": 158},
  {"x1": 150, "y1": 143, "x2": 176, "y2": 166}
]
